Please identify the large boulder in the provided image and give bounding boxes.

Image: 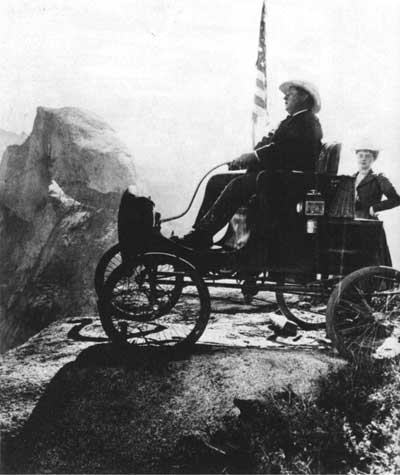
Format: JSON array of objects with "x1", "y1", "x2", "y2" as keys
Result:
[
  {"x1": 0, "y1": 107, "x2": 140, "y2": 352},
  {"x1": 2, "y1": 341, "x2": 343, "y2": 473}
]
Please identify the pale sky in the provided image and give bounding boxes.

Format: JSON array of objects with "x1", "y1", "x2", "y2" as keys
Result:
[{"x1": 0, "y1": 0, "x2": 399, "y2": 263}]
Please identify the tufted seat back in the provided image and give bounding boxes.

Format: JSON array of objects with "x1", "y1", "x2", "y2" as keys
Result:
[{"x1": 316, "y1": 142, "x2": 341, "y2": 175}]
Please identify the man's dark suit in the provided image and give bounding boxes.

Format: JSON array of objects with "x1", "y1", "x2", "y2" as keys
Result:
[
  {"x1": 255, "y1": 109, "x2": 322, "y2": 171},
  {"x1": 195, "y1": 110, "x2": 323, "y2": 232}
]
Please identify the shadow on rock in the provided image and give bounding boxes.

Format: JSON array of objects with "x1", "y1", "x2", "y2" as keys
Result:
[{"x1": 2, "y1": 342, "x2": 344, "y2": 474}]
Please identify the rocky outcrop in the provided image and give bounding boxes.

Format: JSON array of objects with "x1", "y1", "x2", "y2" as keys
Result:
[
  {"x1": 0, "y1": 107, "x2": 140, "y2": 352},
  {"x1": 0, "y1": 295, "x2": 334, "y2": 439},
  {"x1": 0, "y1": 321, "x2": 342, "y2": 473}
]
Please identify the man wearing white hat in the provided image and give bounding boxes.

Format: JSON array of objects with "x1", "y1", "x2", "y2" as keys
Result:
[
  {"x1": 179, "y1": 80, "x2": 323, "y2": 249},
  {"x1": 233, "y1": 79, "x2": 322, "y2": 171}
]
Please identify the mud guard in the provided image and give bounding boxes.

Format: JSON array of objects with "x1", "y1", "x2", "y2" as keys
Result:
[{"x1": 117, "y1": 189, "x2": 155, "y2": 263}]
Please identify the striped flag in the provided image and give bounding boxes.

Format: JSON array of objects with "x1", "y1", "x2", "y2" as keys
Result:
[{"x1": 252, "y1": 0, "x2": 268, "y2": 146}]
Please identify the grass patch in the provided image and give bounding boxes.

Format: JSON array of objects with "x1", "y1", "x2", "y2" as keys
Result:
[{"x1": 173, "y1": 358, "x2": 400, "y2": 474}]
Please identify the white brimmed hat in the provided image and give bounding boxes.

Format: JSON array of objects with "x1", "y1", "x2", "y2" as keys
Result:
[
  {"x1": 355, "y1": 140, "x2": 380, "y2": 156},
  {"x1": 279, "y1": 80, "x2": 321, "y2": 113}
]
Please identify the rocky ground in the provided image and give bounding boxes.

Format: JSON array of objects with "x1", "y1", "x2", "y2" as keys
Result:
[{"x1": 0, "y1": 288, "x2": 345, "y2": 473}]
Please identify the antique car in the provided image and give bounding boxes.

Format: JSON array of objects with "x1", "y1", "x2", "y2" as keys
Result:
[{"x1": 95, "y1": 144, "x2": 400, "y2": 361}]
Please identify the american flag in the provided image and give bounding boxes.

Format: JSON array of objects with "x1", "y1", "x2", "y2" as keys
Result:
[{"x1": 252, "y1": 0, "x2": 268, "y2": 146}]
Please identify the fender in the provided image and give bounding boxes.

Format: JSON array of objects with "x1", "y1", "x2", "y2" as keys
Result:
[{"x1": 117, "y1": 189, "x2": 155, "y2": 262}]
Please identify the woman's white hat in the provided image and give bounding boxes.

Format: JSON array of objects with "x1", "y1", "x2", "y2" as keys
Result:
[
  {"x1": 279, "y1": 80, "x2": 321, "y2": 113},
  {"x1": 355, "y1": 139, "x2": 380, "y2": 155}
]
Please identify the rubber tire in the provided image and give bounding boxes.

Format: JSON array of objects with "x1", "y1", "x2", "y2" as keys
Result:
[
  {"x1": 327, "y1": 266, "x2": 400, "y2": 361},
  {"x1": 98, "y1": 252, "x2": 210, "y2": 349},
  {"x1": 94, "y1": 244, "x2": 121, "y2": 296},
  {"x1": 276, "y1": 291, "x2": 326, "y2": 330}
]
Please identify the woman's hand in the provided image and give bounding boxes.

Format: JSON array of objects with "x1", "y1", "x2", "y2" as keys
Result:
[{"x1": 369, "y1": 206, "x2": 378, "y2": 217}]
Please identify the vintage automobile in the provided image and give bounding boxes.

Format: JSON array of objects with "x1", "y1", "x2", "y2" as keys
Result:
[{"x1": 95, "y1": 144, "x2": 400, "y2": 361}]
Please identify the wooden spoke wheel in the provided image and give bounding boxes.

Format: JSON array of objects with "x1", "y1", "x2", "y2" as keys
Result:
[
  {"x1": 98, "y1": 252, "x2": 210, "y2": 349},
  {"x1": 327, "y1": 266, "x2": 400, "y2": 361}
]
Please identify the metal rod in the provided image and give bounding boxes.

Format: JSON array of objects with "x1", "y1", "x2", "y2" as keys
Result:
[
  {"x1": 154, "y1": 273, "x2": 335, "y2": 296},
  {"x1": 160, "y1": 161, "x2": 231, "y2": 223},
  {"x1": 202, "y1": 280, "x2": 331, "y2": 295}
]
